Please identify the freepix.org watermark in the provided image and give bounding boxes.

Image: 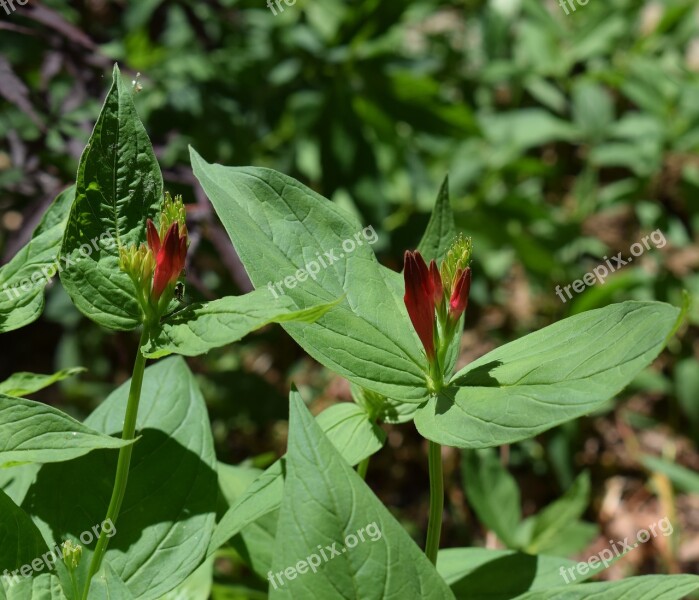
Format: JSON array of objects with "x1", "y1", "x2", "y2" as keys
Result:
[
  {"x1": 267, "y1": 522, "x2": 383, "y2": 590},
  {"x1": 266, "y1": 0, "x2": 296, "y2": 16},
  {"x1": 1, "y1": 519, "x2": 116, "y2": 589},
  {"x1": 559, "y1": 516, "x2": 674, "y2": 583},
  {"x1": 267, "y1": 226, "x2": 378, "y2": 299},
  {"x1": 555, "y1": 229, "x2": 666, "y2": 304},
  {"x1": 2, "y1": 230, "x2": 116, "y2": 302},
  {"x1": 558, "y1": 0, "x2": 591, "y2": 15},
  {"x1": 0, "y1": 0, "x2": 29, "y2": 16}
]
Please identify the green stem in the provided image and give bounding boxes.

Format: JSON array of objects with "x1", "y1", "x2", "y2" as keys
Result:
[
  {"x1": 70, "y1": 571, "x2": 79, "y2": 600},
  {"x1": 356, "y1": 456, "x2": 370, "y2": 480},
  {"x1": 81, "y1": 324, "x2": 151, "y2": 599},
  {"x1": 425, "y1": 440, "x2": 444, "y2": 565}
]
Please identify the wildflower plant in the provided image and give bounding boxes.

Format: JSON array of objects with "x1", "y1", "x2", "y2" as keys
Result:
[{"x1": 0, "y1": 65, "x2": 696, "y2": 600}]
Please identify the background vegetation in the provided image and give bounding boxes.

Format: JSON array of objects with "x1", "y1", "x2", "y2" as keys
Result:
[{"x1": 1, "y1": 0, "x2": 698, "y2": 596}]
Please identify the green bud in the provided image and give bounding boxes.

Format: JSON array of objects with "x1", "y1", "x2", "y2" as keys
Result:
[
  {"x1": 62, "y1": 540, "x2": 82, "y2": 572},
  {"x1": 120, "y1": 244, "x2": 155, "y2": 285},
  {"x1": 159, "y1": 192, "x2": 187, "y2": 239},
  {"x1": 440, "y1": 235, "x2": 473, "y2": 296}
]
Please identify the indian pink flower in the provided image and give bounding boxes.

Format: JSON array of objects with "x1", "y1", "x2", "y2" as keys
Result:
[
  {"x1": 147, "y1": 219, "x2": 187, "y2": 301},
  {"x1": 448, "y1": 267, "x2": 471, "y2": 322},
  {"x1": 403, "y1": 250, "x2": 436, "y2": 360},
  {"x1": 403, "y1": 236, "x2": 473, "y2": 370}
]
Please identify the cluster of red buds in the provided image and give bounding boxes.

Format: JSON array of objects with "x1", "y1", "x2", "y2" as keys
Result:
[
  {"x1": 403, "y1": 235, "x2": 472, "y2": 389},
  {"x1": 119, "y1": 192, "x2": 189, "y2": 319}
]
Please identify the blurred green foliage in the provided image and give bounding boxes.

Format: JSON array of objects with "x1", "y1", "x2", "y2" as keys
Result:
[{"x1": 0, "y1": 0, "x2": 698, "y2": 589}]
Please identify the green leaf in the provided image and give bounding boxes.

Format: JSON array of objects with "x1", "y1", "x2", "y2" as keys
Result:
[
  {"x1": 0, "y1": 367, "x2": 85, "y2": 397},
  {"x1": 522, "y1": 472, "x2": 594, "y2": 555},
  {"x1": 0, "y1": 573, "x2": 66, "y2": 600},
  {"x1": 516, "y1": 575, "x2": 699, "y2": 599},
  {"x1": 437, "y1": 548, "x2": 579, "y2": 599},
  {"x1": 0, "y1": 488, "x2": 49, "y2": 573},
  {"x1": 208, "y1": 399, "x2": 386, "y2": 556},
  {"x1": 0, "y1": 395, "x2": 131, "y2": 467},
  {"x1": 141, "y1": 289, "x2": 339, "y2": 358},
  {"x1": 314, "y1": 403, "x2": 386, "y2": 461},
  {"x1": 268, "y1": 391, "x2": 454, "y2": 599},
  {"x1": 87, "y1": 562, "x2": 134, "y2": 600},
  {"x1": 230, "y1": 511, "x2": 278, "y2": 581},
  {"x1": 189, "y1": 149, "x2": 429, "y2": 403},
  {"x1": 60, "y1": 64, "x2": 162, "y2": 331},
  {"x1": 461, "y1": 449, "x2": 521, "y2": 548},
  {"x1": 479, "y1": 109, "x2": 578, "y2": 158},
  {"x1": 0, "y1": 464, "x2": 40, "y2": 505},
  {"x1": 416, "y1": 175, "x2": 456, "y2": 263},
  {"x1": 415, "y1": 301, "x2": 681, "y2": 448},
  {"x1": 0, "y1": 186, "x2": 74, "y2": 334},
  {"x1": 155, "y1": 557, "x2": 213, "y2": 600},
  {"x1": 219, "y1": 430, "x2": 382, "y2": 583},
  {"x1": 641, "y1": 455, "x2": 699, "y2": 494},
  {"x1": 22, "y1": 357, "x2": 217, "y2": 600},
  {"x1": 527, "y1": 520, "x2": 598, "y2": 558},
  {"x1": 216, "y1": 462, "x2": 277, "y2": 580},
  {"x1": 571, "y1": 81, "x2": 614, "y2": 143},
  {"x1": 216, "y1": 462, "x2": 264, "y2": 508}
]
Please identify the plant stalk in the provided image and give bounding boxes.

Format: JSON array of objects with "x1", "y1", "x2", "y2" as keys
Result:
[
  {"x1": 81, "y1": 324, "x2": 150, "y2": 599},
  {"x1": 425, "y1": 440, "x2": 444, "y2": 564}
]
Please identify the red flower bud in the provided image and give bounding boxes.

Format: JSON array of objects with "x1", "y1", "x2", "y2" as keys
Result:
[
  {"x1": 146, "y1": 219, "x2": 161, "y2": 254},
  {"x1": 449, "y1": 267, "x2": 471, "y2": 322},
  {"x1": 403, "y1": 250, "x2": 436, "y2": 360},
  {"x1": 151, "y1": 223, "x2": 187, "y2": 300},
  {"x1": 429, "y1": 260, "x2": 443, "y2": 306}
]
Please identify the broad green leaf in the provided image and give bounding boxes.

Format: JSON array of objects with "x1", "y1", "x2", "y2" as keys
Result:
[
  {"x1": 641, "y1": 455, "x2": 699, "y2": 493},
  {"x1": 314, "y1": 403, "x2": 386, "y2": 460},
  {"x1": 60, "y1": 64, "x2": 162, "y2": 331},
  {"x1": 437, "y1": 548, "x2": 581, "y2": 599},
  {"x1": 479, "y1": 109, "x2": 578, "y2": 158},
  {"x1": 525, "y1": 520, "x2": 598, "y2": 558},
  {"x1": 0, "y1": 573, "x2": 66, "y2": 600},
  {"x1": 190, "y1": 149, "x2": 429, "y2": 403},
  {"x1": 415, "y1": 301, "x2": 681, "y2": 448},
  {"x1": 0, "y1": 395, "x2": 131, "y2": 467},
  {"x1": 571, "y1": 81, "x2": 614, "y2": 143},
  {"x1": 22, "y1": 357, "x2": 217, "y2": 600},
  {"x1": 208, "y1": 463, "x2": 285, "y2": 558},
  {"x1": 461, "y1": 449, "x2": 521, "y2": 548},
  {"x1": 268, "y1": 391, "x2": 454, "y2": 599},
  {"x1": 522, "y1": 472, "x2": 595, "y2": 555},
  {"x1": 0, "y1": 464, "x2": 39, "y2": 505},
  {"x1": 208, "y1": 399, "x2": 386, "y2": 556},
  {"x1": 87, "y1": 562, "x2": 134, "y2": 600},
  {"x1": 416, "y1": 175, "x2": 456, "y2": 263},
  {"x1": 230, "y1": 510, "x2": 278, "y2": 581},
  {"x1": 216, "y1": 462, "x2": 264, "y2": 508},
  {"x1": 437, "y1": 546, "x2": 621, "y2": 598},
  {"x1": 0, "y1": 367, "x2": 85, "y2": 397},
  {"x1": 0, "y1": 187, "x2": 74, "y2": 333},
  {"x1": 517, "y1": 575, "x2": 699, "y2": 599},
  {"x1": 216, "y1": 462, "x2": 277, "y2": 580},
  {"x1": 156, "y1": 557, "x2": 213, "y2": 600},
  {"x1": 0, "y1": 489, "x2": 49, "y2": 574},
  {"x1": 141, "y1": 289, "x2": 339, "y2": 358}
]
